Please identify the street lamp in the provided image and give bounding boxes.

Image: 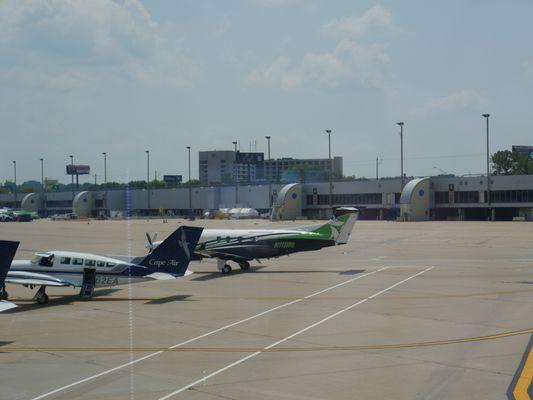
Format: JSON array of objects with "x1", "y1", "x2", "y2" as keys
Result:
[
  {"x1": 232, "y1": 141, "x2": 238, "y2": 206},
  {"x1": 325, "y1": 130, "x2": 333, "y2": 212},
  {"x1": 397, "y1": 122, "x2": 404, "y2": 190},
  {"x1": 265, "y1": 136, "x2": 272, "y2": 207},
  {"x1": 12, "y1": 160, "x2": 17, "y2": 207},
  {"x1": 102, "y1": 152, "x2": 107, "y2": 215},
  {"x1": 482, "y1": 113, "x2": 491, "y2": 219},
  {"x1": 186, "y1": 146, "x2": 192, "y2": 215},
  {"x1": 145, "y1": 150, "x2": 150, "y2": 213},
  {"x1": 40, "y1": 158, "x2": 46, "y2": 216},
  {"x1": 69, "y1": 155, "x2": 74, "y2": 202}
]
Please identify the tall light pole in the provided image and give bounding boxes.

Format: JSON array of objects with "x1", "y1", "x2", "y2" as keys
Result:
[
  {"x1": 232, "y1": 141, "x2": 238, "y2": 206},
  {"x1": 12, "y1": 160, "x2": 17, "y2": 207},
  {"x1": 482, "y1": 113, "x2": 491, "y2": 218},
  {"x1": 186, "y1": 146, "x2": 192, "y2": 214},
  {"x1": 40, "y1": 158, "x2": 46, "y2": 216},
  {"x1": 376, "y1": 157, "x2": 380, "y2": 180},
  {"x1": 102, "y1": 152, "x2": 107, "y2": 184},
  {"x1": 69, "y1": 155, "x2": 74, "y2": 202},
  {"x1": 102, "y1": 152, "x2": 107, "y2": 215},
  {"x1": 145, "y1": 150, "x2": 150, "y2": 213},
  {"x1": 325, "y1": 130, "x2": 333, "y2": 212},
  {"x1": 397, "y1": 122, "x2": 404, "y2": 190},
  {"x1": 265, "y1": 136, "x2": 272, "y2": 207}
]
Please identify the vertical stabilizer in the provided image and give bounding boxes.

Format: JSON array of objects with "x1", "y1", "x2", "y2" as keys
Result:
[{"x1": 139, "y1": 226, "x2": 203, "y2": 276}]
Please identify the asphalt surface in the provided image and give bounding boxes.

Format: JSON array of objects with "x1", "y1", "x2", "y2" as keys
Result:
[{"x1": 0, "y1": 218, "x2": 532, "y2": 400}]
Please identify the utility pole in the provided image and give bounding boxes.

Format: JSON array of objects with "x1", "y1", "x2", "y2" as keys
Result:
[
  {"x1": 482, "y1": 113, "x2": 491, "y2": 220},
  {"x1": 325, "y1": 130, "x2": 333, "y2": 213},
  {"x1": 376, "y1": 157, "x2": 380, "y2": 180},
  {"x1": 397, "y1": 122, "x2": 405, "y2": 190}
]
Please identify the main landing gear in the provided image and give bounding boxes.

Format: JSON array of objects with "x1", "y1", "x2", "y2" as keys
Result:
[
  {"x1": 238, "y1": 261, "x2": 250, "y2": 271},
  {"x1": 33, "y1": 286, "x2": 49, "y2": 305},
  {"x1": 217, "y1": 259, "x2": 251, "y2": 274}
]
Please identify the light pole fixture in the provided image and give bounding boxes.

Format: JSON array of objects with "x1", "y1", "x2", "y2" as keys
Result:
[
  {"x1": 482, "y1": 113, "x2": 491, "y2": 215},
  {"x1": 397, "y1": 122, "x2": 404, "y2": 190},
  {"x1": 325, "y1": 130, "x2": 333, "y2": 211}
]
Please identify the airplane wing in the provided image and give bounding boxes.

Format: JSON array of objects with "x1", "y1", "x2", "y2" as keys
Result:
[{"x1": 6, "y1": 271, "x2": 75, "y2": 287}]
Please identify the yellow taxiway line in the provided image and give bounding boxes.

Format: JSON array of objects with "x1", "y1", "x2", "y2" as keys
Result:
[
  {"x1": 511, "y1": 335, "x2": 533, "y2": 400},
  {"x1": 3, "y1": 327, "x2": 532, "y2": 353}
]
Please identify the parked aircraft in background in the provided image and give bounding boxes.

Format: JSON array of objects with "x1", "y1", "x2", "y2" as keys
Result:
[
  {"x1": 0, "y1": 226, "x2": 203, "y2": 311},
  {"x1": 147, "y1": 207, "x2": 358, "y2": 274}
]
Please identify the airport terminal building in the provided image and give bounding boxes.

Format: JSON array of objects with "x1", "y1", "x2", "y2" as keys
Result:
[{"x1": 2, "y1": 174, "x2": 533, "y2": 221}]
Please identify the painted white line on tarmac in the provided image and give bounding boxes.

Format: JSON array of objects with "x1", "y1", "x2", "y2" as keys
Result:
[
  {"x1": 31, "y1": 267, "x2": 388, "y2": 400},
  {"x1": 157, "y1": 266, "x2": 434, "y2": 400}
]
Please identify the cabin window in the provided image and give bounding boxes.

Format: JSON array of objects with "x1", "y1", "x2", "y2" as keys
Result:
[
  {"x1": 60, "y1": 257, "x2": 71, "y2": 265},
  {"x1": 106, "y1": 262, "x2": 116, "y2": 268},
  {"x1": 72, "y1": 258, "x2": 83, "y2": 265},
  {"x1": 84, "y1": 259, "x2": 96, "y2": 267},
  {"x1": 96, "y1": 261, "x2": 106, "y2": 267}
]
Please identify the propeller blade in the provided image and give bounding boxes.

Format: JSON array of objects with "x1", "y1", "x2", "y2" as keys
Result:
[{"x1": 145, "y1": 232, "x2": 153, "y2": 246}]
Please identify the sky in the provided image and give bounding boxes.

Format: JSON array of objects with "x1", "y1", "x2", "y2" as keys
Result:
[{"x1": 1, "y1": 0, "x2": 533, "y2": 184}]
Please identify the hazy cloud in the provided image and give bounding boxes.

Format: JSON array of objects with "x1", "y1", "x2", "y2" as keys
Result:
[
  {"x1": 0, "y1": 0, "x2": 197, "y2": 89},
  {"x1": 248, "y1": 0, "x2": 302, "y2": 7},
  {"x1": 524, "y1": 60, "x2": 533, "y2": 80},
  {"x1": 323, "y1": 4, "x2": 394, "y2": 38},
  {"x1": 246, "y1": 5, "x2": 393, "y2": 91},
  {"x1": 411, "y1": 90, "x2": 485, "y2": 115}
]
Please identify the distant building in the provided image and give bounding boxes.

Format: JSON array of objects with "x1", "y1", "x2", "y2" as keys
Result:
[
  {"x1": 264, "y1": 157, "x2": 343, "y2": 182},
  {"x1": 199, "y1": 150, "x2": 343, "y2": 185}
]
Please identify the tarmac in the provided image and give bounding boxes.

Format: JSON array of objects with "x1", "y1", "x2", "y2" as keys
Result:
[{"x1": 0, "y1": 218, "x2": 532, "y2": 400}]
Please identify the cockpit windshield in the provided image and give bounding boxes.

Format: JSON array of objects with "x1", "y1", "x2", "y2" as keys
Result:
[{"x1": 33, "y1": 254, "x2": 54, "y2": 267}]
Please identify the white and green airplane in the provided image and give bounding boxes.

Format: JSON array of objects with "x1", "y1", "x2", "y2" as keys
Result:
[{"x1": 148, "y1": 207, "x2": 358, "y2": 274}]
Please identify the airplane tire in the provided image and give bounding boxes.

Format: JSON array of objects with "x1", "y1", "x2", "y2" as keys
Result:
[
  {"x1": 239, "y1": 261, "x2": 250, "y2": 271},
  {"x1": 222, "y1": 264, "x2": 232, "y2": 274},
  {"x1": 37, "y1": 293, "x2": 49, "y2": 305},
  {"x1": 1, "y1": 291, "x2": 8, "y2": 300}
]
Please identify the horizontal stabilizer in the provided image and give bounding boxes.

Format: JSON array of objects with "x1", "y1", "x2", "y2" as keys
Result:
[{"x1": 0, "y1": 300, "x2": 18, "y2": 312}]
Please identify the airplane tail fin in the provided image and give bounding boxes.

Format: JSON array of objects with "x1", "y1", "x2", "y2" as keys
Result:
[
  {"x1": 301, "y1": 208, "x2": 359, "y2": 245},
  {"x1": 0, "y1": 240, "x2": 19, "y2": 312},
  {"x1": 138, "y1": 226, "x2": 203, "y2": 276},
  {"x1": 0, "y1": 240, "x2": 19, "y2": 284}
]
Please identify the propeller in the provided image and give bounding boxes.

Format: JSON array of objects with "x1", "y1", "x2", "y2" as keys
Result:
[{"x1": 145, "y1": 232, "x2": 158, "y2": 252}]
